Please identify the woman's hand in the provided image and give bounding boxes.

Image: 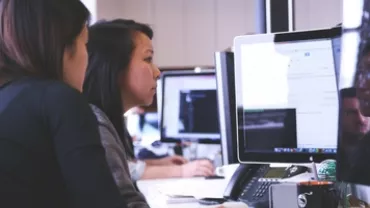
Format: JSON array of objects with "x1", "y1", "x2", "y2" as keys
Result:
[
  {"x1": 158, "y1": 155, "x2": 188, "y2": 165},
  {"x1": 181, "y1": 159, "x2": 215, "y2": 177},
  {"x1": 145, "y1": 155, "x2": 188, "y2": 166}
]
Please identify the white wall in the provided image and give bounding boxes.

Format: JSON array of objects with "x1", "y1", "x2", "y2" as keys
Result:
[
  {"x1": 97, "y1": 0, "x2": 153, "y2": 24},
  {"x1": 93, "y1": 0, "x2": 256, "y2": 67},
  {"x1": 80, "y1": 0, "x2": 97, "y2": 24},
  {"x1": 294, "y1": 0, "x2": 343, "y2": 31},
  {"x1": 85, "y1": 0, "x2": 344, "y2": 66}
]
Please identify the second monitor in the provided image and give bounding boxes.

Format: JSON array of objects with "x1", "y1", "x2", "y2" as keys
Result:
[
  {"x1": 234, "y1": 27, "x2": 341, "y2": 163},
  {"x1": 160, "y1": 70, "x2": 220, "y2": 144}
]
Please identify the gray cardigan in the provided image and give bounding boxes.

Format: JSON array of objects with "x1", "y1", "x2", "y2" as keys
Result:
[{"x1": 90, "y1": 105, "x2": 150, "y2": 208}]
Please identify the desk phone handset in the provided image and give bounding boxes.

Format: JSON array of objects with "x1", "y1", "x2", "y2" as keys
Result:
[{"x1": 223, "y1": 164, "x2": 281, "y2": 208}]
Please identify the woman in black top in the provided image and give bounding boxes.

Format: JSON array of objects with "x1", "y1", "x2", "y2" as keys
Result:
[{"x1": 0, "y1": 0, "x2": 127, "y2": 207}]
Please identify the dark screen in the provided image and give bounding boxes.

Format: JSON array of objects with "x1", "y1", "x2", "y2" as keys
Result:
[{"x1": 178, "y1": 90, "x2": 219, "y2": 134}]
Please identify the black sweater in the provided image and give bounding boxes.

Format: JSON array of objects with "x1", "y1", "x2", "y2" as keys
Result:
[{"x1": 0, "y1": 77, "x2": 127, "y2": 208}]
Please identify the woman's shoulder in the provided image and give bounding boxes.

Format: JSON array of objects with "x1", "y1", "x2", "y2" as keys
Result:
[
  {"x1": 42, "y1": 80, "x2": 82, "y2": 98},
  {"x1": 14, "y1": 77, "x2": 83, "y2": 101},
  {"x1": 39, "y1": 80, "x2": 90, "y2": 110},
  {"x1": 89, "y1": 104, "x2": 118, "y2": 135},
  {"x1": 89, "y1": 104, "x2": 111, "y2": 125},
  {"x1": 89, "y1": 104, "x2": 125, "y2": 146},
  {"x1": 5, "y1": 77, "x2": 85, "y2": 106},
  {"x1": 25, "y1": 79, "x2": 95, "y2": 120}
]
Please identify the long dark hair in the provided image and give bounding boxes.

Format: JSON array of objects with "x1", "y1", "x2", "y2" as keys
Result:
[
  {"x1": 0, "y1": 0, "x2": 90, "y2": 84},
  {"x1": 83, "y1": 19, "x2": 153, "y2": 158}
]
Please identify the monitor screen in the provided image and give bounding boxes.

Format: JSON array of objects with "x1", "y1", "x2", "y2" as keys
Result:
[
  {"x1": 337, "y1": 0, "x2": 370, "y2": 186},
  {"x1": 156, "y1": 79, "x2": 162, "y2": 126},
  {"x1": 160, "y1": 71, "x2": 220, "y2": 143},
  {"x1": 126, "y1": 112, "x2": 160, "y2": 145},
  {"x1": 157, "y1": 69, "x2": 195, "y2": 132},
  {"x1": 234, "y1": 28, "x2": 341, "y2": 163},
  {"x1": 332, "y1": 32, "x2": 342, "y2": 84}
]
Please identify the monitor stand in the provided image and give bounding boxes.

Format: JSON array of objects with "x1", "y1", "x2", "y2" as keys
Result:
[
  {"x1": 182, "y1": 139, "x2": 199, "y2": 160},
  {"x1": 172, "y1": 139, "x2": 198, "y2": 159},
  {"x1": 173, "y1": 141, "x2": 184, "y2": 156},
  {"x1": 268, "y1": 163, "x2": 318, "y2": 181},
  {"x1": 311, "y1": 161, "x2": 319, "y2": 180},
  {"x1": 171, "y1": 139, "x2": 221, "y2": 163}
]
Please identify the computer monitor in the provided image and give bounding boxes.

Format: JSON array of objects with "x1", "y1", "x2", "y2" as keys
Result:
[
  {"x1": 160, "y1": 70, "x2": 220, "y2": 144},
  {"x1": 126, "y1": 112, "x2": 160, "y2": 145},
  {"x1": 214, "y1": 51, "x2": 238, "y2": 165},
  {"x1": 157, "y1": 70, "x2": 193, "y2": 135},
  {"x1": 234, "y1": 27, "x2": 342, "y2": 164},
  {"x1": 156, "y1": 79, "x2": 163, "y2": 127},
  {"x1": 337, "y1": 0, "x2": 370, "y2": 186},
  {"x1": 331, "y1": 27, "x2": 342, "y2": 85}
]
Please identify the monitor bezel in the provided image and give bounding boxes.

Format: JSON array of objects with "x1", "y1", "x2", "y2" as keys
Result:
[
  {"x1": 156, "y1": 79, "x2": 163, "y2": 128},
  {"x1": 214, "y1": 51, "x2": 239, "y2": 165},
  {"x1": 160, "y1": 69, "x2": 221, "y2": 144},
  {"x1": 234, "y1": 27, "x2": 342, "y2": 164}
]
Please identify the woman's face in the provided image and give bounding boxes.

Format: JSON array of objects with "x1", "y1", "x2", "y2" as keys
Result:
[
  {"x1": 63, "y1": 25, "x2": 88, "y2": 92},
  {"x1": 120, "y1": 32, "x2": 161, "y2": 111}
]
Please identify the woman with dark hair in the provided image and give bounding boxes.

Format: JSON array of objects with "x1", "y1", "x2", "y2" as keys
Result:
[
  {"x1": 83, "y1": 19, "x2": 215, "y2": 184},
  {"x1": 0, "y1": 0, "x2": 128, "y2": 207}
]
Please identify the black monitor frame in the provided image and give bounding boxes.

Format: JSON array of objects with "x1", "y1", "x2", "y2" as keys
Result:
[
  {"x1": 160, "y1": 70, "x2": 221, "y2": 144},
  {"x1": 234, "y1": 27, "x2": 342, "y2": 164},
  {"x1": 214, "y1": 51, "x2": 239, "y2": 165}
]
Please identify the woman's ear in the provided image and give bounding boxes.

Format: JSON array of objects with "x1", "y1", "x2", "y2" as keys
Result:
[{"x1": 64, "y1": 44, "x2": 77, "y2": 59}]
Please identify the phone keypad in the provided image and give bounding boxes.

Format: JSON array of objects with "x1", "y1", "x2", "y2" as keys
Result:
[
  {"x1": 236, "y1": 165, "x2": 281, "y2": 206},
  {"x1": 239, "y1": 181, "x2": 279, "y2": 204},
  {"x1": 252, "y1": 182, "x2": 271, "y2": 199}
]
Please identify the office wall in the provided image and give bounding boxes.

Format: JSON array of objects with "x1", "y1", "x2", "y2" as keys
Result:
[
  {"x1": 94, "y1": 0, "x2": 256, "y2": 67},
  {"x1": 85, "y1": 0, "x2": 344, "y2": 66},
  {"x1": 81, "y1": 0, "x2": 97, "y2": 24},
  {"x1": 294, "y1": 0, "x2": 343, "y2": 30}
]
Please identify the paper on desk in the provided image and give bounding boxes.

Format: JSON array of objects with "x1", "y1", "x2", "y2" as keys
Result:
[
  {"x1": 156, "y1": 178, "x2": 229, "y2": 199},
  {"x1": 197, "y1": 202, "x2": 249, "y2": 208},
  {"x1": 165, "y1": 195, "x2": 199, "y2": 204}
]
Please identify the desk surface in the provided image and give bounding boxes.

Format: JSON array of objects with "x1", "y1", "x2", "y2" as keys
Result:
[
  {"x1": 137, "y1": 177, "x2": 249, "y2": 208},
  {"x1": 137, "y1": 178, "x2": 198, "y2": 208}
]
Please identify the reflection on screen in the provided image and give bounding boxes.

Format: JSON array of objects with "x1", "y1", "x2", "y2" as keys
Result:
[
  {"x1": 240, "y1": 39, "x2": 339, "y2": 153},
  {"x1": 241, "y1": 109, "x2": 297, "y2": 152},
  {"x1": 162, "y1": 75, "x2": 220, "y2": 140},
  {"x1": 336, "y1": 0, "x2": 370, "y2": 186},
  {"x1": 332, "y1": 36, "x2": 342, "y2": 84}
]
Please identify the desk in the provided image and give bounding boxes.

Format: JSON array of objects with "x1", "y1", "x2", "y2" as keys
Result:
[
  {"x1": 137, "y1": 165, "x2": 314, "y2": 208},
  {"x1": 137, "y1": 177, "x2": 237, "y2": 208},
  {"x1": 137, "y1": 178, "x2": 199, "y2": 208}
]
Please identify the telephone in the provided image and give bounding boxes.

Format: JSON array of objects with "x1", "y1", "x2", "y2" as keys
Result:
[{"x1": 223, "y1": 164, "x2": 286, "y2": 208}]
